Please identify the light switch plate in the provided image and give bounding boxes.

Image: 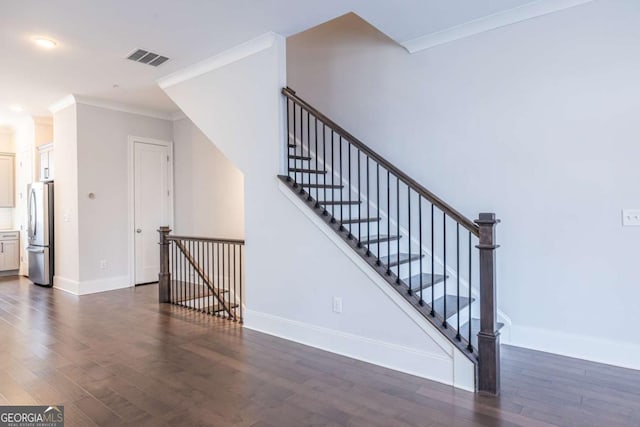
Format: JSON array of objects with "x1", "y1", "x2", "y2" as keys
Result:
[
  {"x1": 332, "y1": 297, "x2": 343, "y2": 313},
  {"x1": 622, "y1": 209, "x2": 640, "y2": 226}
]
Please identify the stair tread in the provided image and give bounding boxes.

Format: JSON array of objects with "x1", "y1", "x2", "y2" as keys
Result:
[
  {"x1": 433, "y1": 295, "x2": 474, "y2": 319},
  {"x1": 172, "y1": 281, "x2": 229, "y2": 303},
  {"x1": 289, "y1": 155, "x2": 312, "y2": 161},
  {"x1": 361, "y1": 234, "x2": 401, "y2": 245},
  {"x1": 203, "y1": 302, "x2": 240, "y2": 313},
  {"x1": 341, "y1": 217, "x2": 381, "y2": 224},
  {"x1": 290, "y1": 168, "x2": 327, "y2": 174},
  {"x1": 300, "y1": 183, "x2": 344, "y2": 189},
  {"x1": 319, "y1": 200, "x2": 361, "y2": 205},
  {"x1": 459, "y1": 319, "x2": 505, "y2": 348},
  {"x1": 381, "y1": 252, "x2": 424, "y2": 267},
  {"x1": 402, "y1": 273, "x2": 447, "y2": 291}
]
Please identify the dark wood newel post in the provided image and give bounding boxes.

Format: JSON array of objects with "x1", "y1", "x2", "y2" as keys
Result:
[
  {"x1": 158, "y1": 226, "x2": 171, "y2": 304},
  {"x1": 475, "y1": 213, "x2": 501, "y2": 396}
]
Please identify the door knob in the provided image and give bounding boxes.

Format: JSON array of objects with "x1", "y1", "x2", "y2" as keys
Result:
[{"x1": 136, "y1": 229, "x2": 142, "y2": 233}]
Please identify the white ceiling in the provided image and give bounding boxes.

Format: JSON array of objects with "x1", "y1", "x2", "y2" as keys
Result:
[{"x1": 0, "y1": 0, "x2": 540, "y2": 122}]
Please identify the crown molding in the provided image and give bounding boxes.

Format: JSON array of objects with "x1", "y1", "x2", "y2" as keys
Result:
[
  {"x1": 157, "y1": 32, "x2": 279, "y2": 89},
  {"x1": 49, "y1": 94, "x2": 174, "y2": 121},
  {"x1": 73, "y1": 96, "x2": 174, "y2": 120},
  {"x1": 170, "y1": 111, "x2": 187, "y2": 121},
  {"x1": 401, "y1": 0, "x2": 594, "y2": 53},
  {"x1": 49, "y1": 95, "x2": 76, "y2": 114}
]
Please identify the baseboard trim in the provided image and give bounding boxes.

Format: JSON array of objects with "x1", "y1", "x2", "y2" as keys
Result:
[
  {"x1": 244, "y1": 309, "x2": 475, "y2": 391},
  {"x1": 508, "y1": 324, "x2": 640, "y2": 371},
  {"x1": 54, "y1": 275, "x2": 131, "y2": 296}
]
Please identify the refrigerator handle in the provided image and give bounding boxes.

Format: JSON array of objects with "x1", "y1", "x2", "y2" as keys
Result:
[{"x1": 29, "y1": 188, "x2": 37, "y2": 238}]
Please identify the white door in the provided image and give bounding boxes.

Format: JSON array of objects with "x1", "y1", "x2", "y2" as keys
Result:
[{"x1": 134, "y1": 141, "x2": 171, "y2": 284}]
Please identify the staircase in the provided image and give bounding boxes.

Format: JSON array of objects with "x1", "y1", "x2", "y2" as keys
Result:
[
  {"x1": 279, "y1": 87, "x2": 503, "y2": 395},
  {"x1": 158, "y1": 229, "x2": 245, "y2": 322}
]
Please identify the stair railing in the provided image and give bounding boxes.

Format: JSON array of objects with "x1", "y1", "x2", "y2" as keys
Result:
[
  {"x1": 158, "y1": 227, "x2": 245, "y2": 322},
  {"x1": 281, "y1": 87, "x2": 500, "y2": 395}
]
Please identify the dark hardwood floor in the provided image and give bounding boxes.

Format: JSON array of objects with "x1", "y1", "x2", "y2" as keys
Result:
[{"x1": 1, "y1": 276, "x2": 639, "y2": 426}]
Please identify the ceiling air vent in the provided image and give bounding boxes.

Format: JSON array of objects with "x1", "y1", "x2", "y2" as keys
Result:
[{"x1": 126, "y1": 49, "x2": 169, "y2": 67}]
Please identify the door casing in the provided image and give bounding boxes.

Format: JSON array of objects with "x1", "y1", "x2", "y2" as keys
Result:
[{"x1": 127, "y1": 136, "x2": 174, "y2": 286}]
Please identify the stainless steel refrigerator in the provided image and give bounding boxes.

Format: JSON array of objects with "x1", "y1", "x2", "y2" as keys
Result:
[{"x1": 27, "y1": 181, "x2": 54, "y2": 286}]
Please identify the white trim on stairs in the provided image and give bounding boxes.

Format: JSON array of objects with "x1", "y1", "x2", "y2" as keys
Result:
[
  {"x1": 245, "y1": 309, "x2": 475, "y2": 392},
  {"x1": 276, "y1": 178, "x2": 476, "y2": 391}
]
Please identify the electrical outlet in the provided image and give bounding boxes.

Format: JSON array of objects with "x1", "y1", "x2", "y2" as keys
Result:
[
  {"x1": 622, "y1": 209, "x2": 640, "y2": 226},
  {"x1": 99, "y1": 260, "x2": 107, "y2": 270},
  {"x1": 332, "y1": 297, "x2": 343, "y2": 314}
]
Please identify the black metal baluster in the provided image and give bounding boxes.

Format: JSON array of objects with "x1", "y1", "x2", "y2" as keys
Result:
[
  {"x1": 286, "y1": 99, "x2": 290, "y2": 175},
  {"x1": 189, "y1": 240, "x2": 193, "y2": 308},
  {"x1": 456, "y1": 224, "x2": 461, "y2": 339},
  {"x1": 217, "y1": 242, "x2": 221, "y2": 317},
  {"x1": 306, "y1": 110, "x2": 311, "y2": 201},
  {"x1": 366, "y1": 156, "x2": 370, "y2": 255},
  {"x1": 322, "y1": 123, "x2": 327, "y2": 215},
  {"x1": 443, "y1": 212, "x2": 447, "y2": 328},
  {"x1": 315, "y1": 117, "x2": 319, "y2": 203},
  {"x1": 396, "y1": 176, "x2": 400, "y2": 281},
  {"x1": 348, "y1": 142, "x2": 352, "y2": 238},
  {"x1": 232, "y1": 243, "x2": 237, "y2": 321},
  {"x1": 197, "y1": 241, "x2": 201, "y2": 312},
  {"x1": 331, "y1": 131, "x2": 335, "y2": 221},
  {"x1": 407, "y1": 186, "x2": 411, "y2": 293},
  {"x1": 468, "y1": 231, "x2": 473, "y2": 351},
  {"x1": 357, "y1": 149, "x2": 361, "y2": 243},
  {"x1": 377, "y1": 164, "x2": 380, "y2": 264},
  {"x1": 228, "y1": 243, "x2": 232, "y2": 320},
  {"x1": 293, "y1": 102, "x2": 298, "y2": 182},
  {"x1": 216, "y1": 242, "x2": 220, "y2": 316},
  {"x1": 169, "y1": 239, "x2": 173, "y2": 304},
  {"x1": 223, "y1": 243, "x2": 227, "y2": 318},
  {"x1": 419, "y1": 196, "x2": 423, "y2": 305},
  {"x1": 431, "y1": 205, "x2": 435, "y2": 316},
  {"x1": 339, "y1": 136, "x2": 343, "y2": 225},
  {"x1": 299, "y1": 105, "x2": 303, "y2": 185},
  {"x1": 386, "y1": 169, "x2": 390, "y2": 275},
  {"x1": 239, "y1": 245, "x2": 243, "y2": 322},
  {"x1": 206, "y1": 241, "x2": 210, "y2": 315}
]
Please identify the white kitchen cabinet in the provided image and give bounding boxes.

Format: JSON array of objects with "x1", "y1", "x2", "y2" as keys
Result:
[
  {"x1": 38, "y1": 143, "x2": 54, "y2": 181},
  {"x1": 0, "y1": 154, "x2": 15, "y2": 207},
  {"x1": 0, "y1": 231, "x2": 19, "y2": 271}
]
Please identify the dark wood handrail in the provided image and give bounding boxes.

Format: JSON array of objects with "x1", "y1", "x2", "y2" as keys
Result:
[
  {"x1": 167, "y1": 235, "x2": 245, "y2": 245},
  {"x1": 282, "y1": 87, "x2": 479, "y2": 236}
]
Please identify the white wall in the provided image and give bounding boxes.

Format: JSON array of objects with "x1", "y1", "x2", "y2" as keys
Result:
[
  {"x1": 287, "y1": 3, "x2": 640, "y2": 369},
  {"x1": 161, "y1": 33, "x2": 475, "y2": 390},
  {"x1": 53, "y1": 105, "x2": 79, "y2": 285},
  {"x1": 172, "y1": 117, "x2": 244, "y2": 239},
  {"x1": 75, "y1": 104, "x2": 173, "y2": 289},
  {"x1": 53, "y1": 103, "x2": 173, "y2": 293}
]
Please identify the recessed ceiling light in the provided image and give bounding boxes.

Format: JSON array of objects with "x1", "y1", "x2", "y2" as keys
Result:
[
  {"x1": 33, "y1": 37, "x2": 57, "y2": 49},
  {"x1": 9, "y1": 105, "x2": 24, "y2": 113}
]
